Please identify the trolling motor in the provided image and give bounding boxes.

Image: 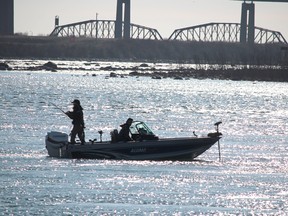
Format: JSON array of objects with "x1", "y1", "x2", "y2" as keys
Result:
[
  {"x1": 208, "y1": 121, "x2": 222, "y2": 138},
  {"x1": 207, "y1": 121, "x2": 223, "y2": 162},
  {"x1": 214, "y1": 121, "x2": 222, "y2": 136}
]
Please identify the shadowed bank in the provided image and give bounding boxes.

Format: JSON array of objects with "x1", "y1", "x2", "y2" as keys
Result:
[{"x1": 0, "y1": 36, "x2": 287, "y2": 66}]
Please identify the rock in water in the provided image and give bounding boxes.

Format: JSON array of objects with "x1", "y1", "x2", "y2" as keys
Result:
[{"x1": 43, "y1": 61, "x2": 58, "y2": 71}]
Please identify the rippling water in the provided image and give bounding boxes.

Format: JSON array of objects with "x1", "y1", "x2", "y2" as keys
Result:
[{"x1": 1, "y1": 61, "x2": 288, "y2": 215}]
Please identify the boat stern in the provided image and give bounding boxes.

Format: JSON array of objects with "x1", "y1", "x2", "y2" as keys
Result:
[{"x1": 45, "y1": 131, "x2": 69, "y2": 158}]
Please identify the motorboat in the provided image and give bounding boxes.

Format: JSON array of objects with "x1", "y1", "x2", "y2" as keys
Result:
[{"x1": 45, "y1": 121, "x2": 222, "y2": 161}]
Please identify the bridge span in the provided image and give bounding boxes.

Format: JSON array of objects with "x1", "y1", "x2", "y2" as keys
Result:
[
  {"x1": 50, "y1": 19, "x2": 163, "y2": 40},
  {"x1": 0, "y1": 0, "x2": 287, "y2": 44},
  {"x1": 169, "y1": 22, "x2": 287, "y2": 44},
  {"x1": 48, "y1": 0, "x2": 288, "y2": 44}
]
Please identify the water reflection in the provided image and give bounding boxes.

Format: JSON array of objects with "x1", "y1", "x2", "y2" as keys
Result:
[{"x1": 1, "y1": 65, "x2": 288, "y2": 215}]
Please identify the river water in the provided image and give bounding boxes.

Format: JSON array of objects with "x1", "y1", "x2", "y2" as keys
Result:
[{"x1": 1, "y1": 60, "x2": 288, "y2": 215}]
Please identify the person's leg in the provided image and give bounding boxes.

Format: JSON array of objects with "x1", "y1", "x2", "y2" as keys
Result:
[
  {"x1": 78, "y1": 126, "x2": 85, "y2": 144},
  {"x1": 70, "y1": 126, "x2": 77, "y2": 144}
]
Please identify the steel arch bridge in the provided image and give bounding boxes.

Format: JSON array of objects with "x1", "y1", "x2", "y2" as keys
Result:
[
  {"x1": 168, "y1": 22, "x2": 287, "y2": 44},
  {"x1": 50, "y1": 19, "x2": 163, "y2": 40}
]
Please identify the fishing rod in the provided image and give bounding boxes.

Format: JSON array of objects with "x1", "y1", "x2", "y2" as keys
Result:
[
  {"x1": 49, "y1": 102, "x2": 68, "y2": 116},
  {"x1": 50, "y1": 102, "x2": 86, "y2": 143}
]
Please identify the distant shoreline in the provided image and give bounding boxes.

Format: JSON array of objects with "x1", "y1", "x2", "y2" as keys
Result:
[
  {"x1": 1, "y1": 35, "x2": 288, "y2": 82},
  {"x1": 1, "y1": 35, "x2": 287, "y2": 64}
]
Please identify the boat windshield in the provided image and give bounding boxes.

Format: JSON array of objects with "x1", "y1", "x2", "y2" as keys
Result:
[{"x1": 129, "y1": 121, "x2": 155, "y2": 136}]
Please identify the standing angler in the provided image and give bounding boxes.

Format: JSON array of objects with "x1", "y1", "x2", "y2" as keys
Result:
[{"x1": 66, "y1": 99, "x2": 85, "y2": 144}]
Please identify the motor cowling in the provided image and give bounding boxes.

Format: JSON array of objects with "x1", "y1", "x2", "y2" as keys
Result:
[{"x1": 47, "y1": 131, "x2": 68, "y2": 144}]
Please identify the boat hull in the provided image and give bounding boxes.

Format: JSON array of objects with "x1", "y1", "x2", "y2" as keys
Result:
[{"x1": 45, "y1": 132, "x2": 220, "y2": 161}]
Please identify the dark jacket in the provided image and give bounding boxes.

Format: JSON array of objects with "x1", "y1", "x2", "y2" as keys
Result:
[
  {"x1": 118, "y1": 123, "x2": 132, "y2": 141},
  {"x1": 66, "y1": 104, "x2": 84, "y2": 126}
]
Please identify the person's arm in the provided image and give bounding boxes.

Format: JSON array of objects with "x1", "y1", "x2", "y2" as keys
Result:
[{"x1": 65, "y1": 111, "x2": 74, "y2": 119}]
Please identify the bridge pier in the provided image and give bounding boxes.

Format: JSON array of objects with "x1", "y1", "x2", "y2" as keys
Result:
[
  {"x1": 240, "y1": 2, "x2": 255, "y2": 44},
  {"x1": 0, "y1": 0, "x2": 14, "y2": 35},
  {"x1": 115, "y1": 0, "x2": 130, "y2": 39}
]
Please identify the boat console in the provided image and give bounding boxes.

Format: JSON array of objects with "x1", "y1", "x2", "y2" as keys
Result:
[{"x1": 129, "y1": 121, "x2": 159, "y2": 141}]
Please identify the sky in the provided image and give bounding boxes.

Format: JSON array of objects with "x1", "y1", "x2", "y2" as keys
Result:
[{"x1": 15, "y1": 0, "x2": 288, "y2": 40}]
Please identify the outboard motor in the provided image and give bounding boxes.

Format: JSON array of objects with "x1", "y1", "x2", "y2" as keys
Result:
[
  {"x1": 46, "y1": 131, "x2": 68, "y2": 144},
  {"x1": 45, "y1": 131, "x2": 69, "y2": 158}
]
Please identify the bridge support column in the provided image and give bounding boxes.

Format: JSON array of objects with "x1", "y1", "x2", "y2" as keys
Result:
[
  {"x1": 0, "y1": 0, "x2": 14, "y2": 35},
  {"x1": 115, "y1": 0, "x2": 130, "y2": 39},
  {"x1": 240, "y1": 2, "x2": 255, "y2": 44}
]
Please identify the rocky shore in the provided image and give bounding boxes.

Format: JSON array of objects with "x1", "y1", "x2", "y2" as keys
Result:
[
  {"x1": 1, "y1": 59, "x2": 288, "y2": 82},
  {"x1": 129, "y1": 67, "x2": 288, "y2": 82}
]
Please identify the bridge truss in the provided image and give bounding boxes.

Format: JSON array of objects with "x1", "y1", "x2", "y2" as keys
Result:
[
  {"x1": 168, "y1": 22, "x2": 287, "y2": 44},
  {"x1": 50, "y1": 20, "x2": 163, "y2": 40},
  {"x1": 50, "y1": 20, "x2": 286, "y2": 44}
]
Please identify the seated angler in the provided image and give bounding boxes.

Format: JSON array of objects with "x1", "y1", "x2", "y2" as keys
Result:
[{"x1": 118, "y1": 118, "x2": 133, "y2": 142}]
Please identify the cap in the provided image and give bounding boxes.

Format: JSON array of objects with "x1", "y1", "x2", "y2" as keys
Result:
[
  {"x1": 72, "y1": 99, "x2": 80, "y2": 105},
  {"x1": 126, "y1": 118, "x2": 133, "y2": 123}
]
